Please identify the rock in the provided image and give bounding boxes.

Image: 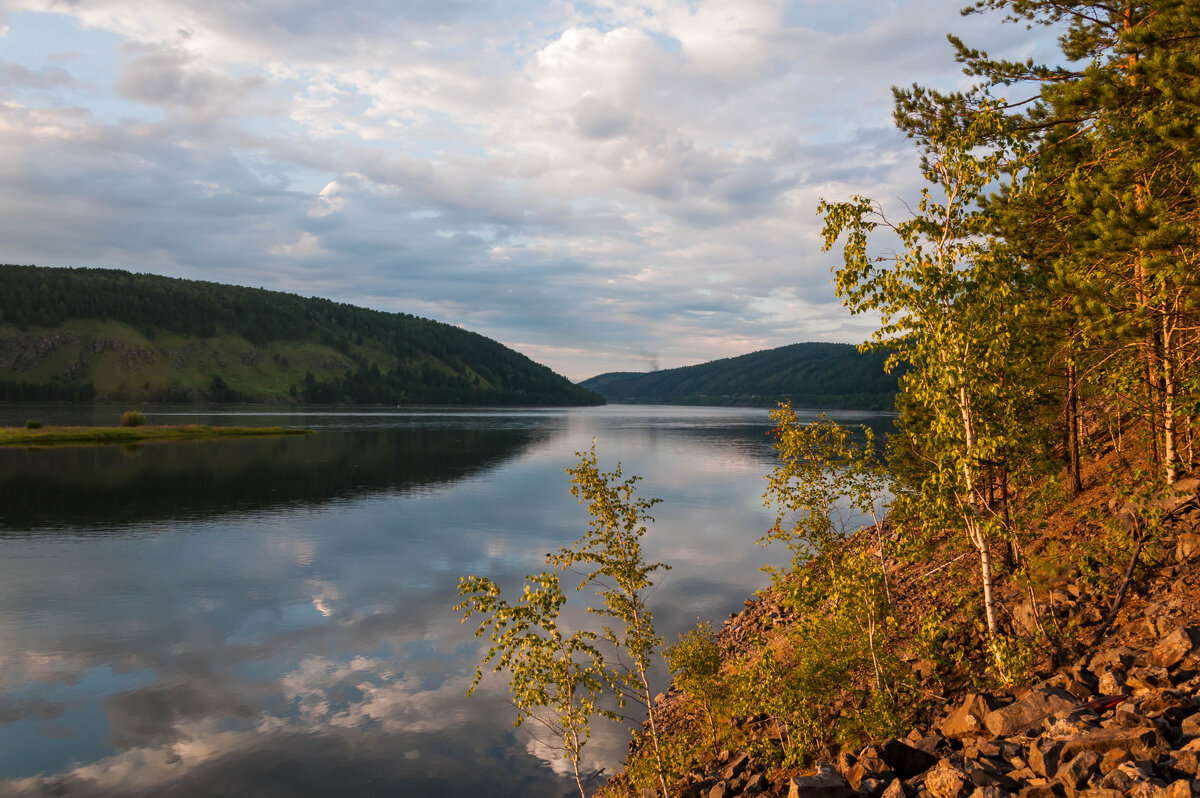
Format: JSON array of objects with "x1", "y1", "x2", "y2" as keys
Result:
[
  {"x1": 1061, "y1": 726, "x2": 1168, "y2": 762},
  {"x1": 1182, "y1": 712, "x2": 1200, "y2": 737},
  {"x1": 1165, "y1": 780, "x2": 1194, "y2": 798},
  {"x1": 1128, "y1": 666, "x2": 1174, "y2": 693},
  {"x1": 1097, "y1": 670, "x2": 1128, "y2": 696},
  {"x1": 910, "y1": 730, "x2": 947, "y2": 755},
  {"x1": 745, "y1": 773, "x2": 769, "y2": 795},
  {"x1": 1056, "y1": 749, "x2": 1101, "y2": 790},
  {"x1": 942, "y1": 694, "x2": 995, "y2": 740},
  {"x1": 788, "y1": 763, "x2": 849, "y2": 798},
  {"x1": 1148, "y1": 628, "x2": 1200, "y2": 670},
  {"x1": 708, "y1": 782, "x2": 730, "y2": 798},
  {"x1": 880, "y1": 738, "x2": 940, "y2": 779},
  {"x1": 966, "y1": 788, "x2": 1009, "y2": 798},
  {"x1": 879, "y1": 779, "x2": 909, "y2": 798},
  {"x1": 925, "y1": 762, "x2": 971, "y2": 798},
  {"x1": 1013, "y1": 600, "x2": 1042, "y2": 636},
  {"x1": 1176, "y1": 532, "x2": 1200, "y2": 563},
  {"x1": 1099, "y1": 748, "x2": 1133, "y2": 774},
  {"x1": 1100, "y1": 761, "x2": 1152, "y2": 792},
  {"x1": 965, "y1": 762, "x2": 1018, "y2": 792},
  {"x1": 1137, "y1": 692, "x2": 1197, "y2": 721},
  {"x1": 913, "y1": 659, "x2": 938, "y2": 683},
  {"x1": 1092, "y1": 647, "x2": 1137, "y2": 671},
  {"x1": 721, "y1": 751, "x2": 751, "y2": 780},
  {"x1": 984, "y1": 686, "x2": 1077, "y2": 737},
  {"x1": 1167, "y1": 749, "x2": 1200, "y2": 778},
  {"x1": 1029, "y1": 740, "x2": 1064, "y2": 779},
  {"x1": 1113, "y1": 705, "x2": 1162, "y2": 730},
  {"x1": 859, "y1": 777, "x2": 890, "y2": 797},
  {"x1": 1016, "y1": 785, "x2": 1060, "y2": 798},
  {"x1": 845, "y1": 751, "x2": 894, "y2": 792}
]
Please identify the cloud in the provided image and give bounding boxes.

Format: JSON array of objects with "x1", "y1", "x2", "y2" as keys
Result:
[
  {"x1": 0, "y1": 0, "x2": 1065, "y2": 379},
  {"x1": 113, "y1": 42, "x2": 272, "y2": 126}
]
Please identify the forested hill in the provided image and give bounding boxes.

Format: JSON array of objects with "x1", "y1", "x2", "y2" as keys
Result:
[
  {"x1": 578, "y1": 342, "x2": 899, "y2": 410},
  {"x1": 0, "y1": 264, "x2": 602, "y2": 406}
]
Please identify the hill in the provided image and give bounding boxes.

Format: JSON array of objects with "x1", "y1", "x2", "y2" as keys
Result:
[
  {"x1": 0, "y1": 264, "x2": 602, "y2": 406},
  {"x1": 578, "y1": 342, "x2": 899, "y2": 410}
]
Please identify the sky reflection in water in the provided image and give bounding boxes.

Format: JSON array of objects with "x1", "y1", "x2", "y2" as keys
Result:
[{"x1": 0, "y1": 405, "x2": 891, "y2": 797}]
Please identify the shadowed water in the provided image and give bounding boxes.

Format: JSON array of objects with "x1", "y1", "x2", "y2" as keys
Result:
[{"x1": 0, "y1": 404, "x2": 892, "y2": 797}]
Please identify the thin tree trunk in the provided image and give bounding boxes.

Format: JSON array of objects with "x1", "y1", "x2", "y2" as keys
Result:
[
  {"x1": 1002, "y1": 466, "x2": 1018, "y2": 569},
  {"x1": 968, "y1": 516, "x2": 999, "y2": 637},
  {"x1": 1066, "y1": 361, "x2": 1083, "y2": 493},
  {"x1": 1162, "y1": 298, "x2": 1180, "y2": 484},
  {"x1": 957, "y1": 380, "x2": 999, "y2": 640}
]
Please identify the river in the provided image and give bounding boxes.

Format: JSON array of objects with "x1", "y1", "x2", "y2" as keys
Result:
[{"x1": 0, "y1": 404, "x2": 891, "y2": 797}]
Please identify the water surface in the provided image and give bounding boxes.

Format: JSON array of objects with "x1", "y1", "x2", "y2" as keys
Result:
[{"x1": 0, "y1": 404, "x2": 890, "y2": 797}]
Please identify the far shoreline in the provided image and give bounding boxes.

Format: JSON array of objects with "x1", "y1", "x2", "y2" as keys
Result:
[{"x1": 0, "y1": 424, "x2": 314, "y2": 447}]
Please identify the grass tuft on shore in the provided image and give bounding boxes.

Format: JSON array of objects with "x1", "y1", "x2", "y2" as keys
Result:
[{"x1": 0, "y1": 424, "x2": 314, "y2": 447}]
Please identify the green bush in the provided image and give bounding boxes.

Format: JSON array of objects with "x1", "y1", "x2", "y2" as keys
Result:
[
  {"x1": 665, "y1": 620, "x2": 726, "y2": 742},
  {"x1": 119, "y1": 411, "x2": 147, "y2": 427},
  {"x1": 24, "y1": 419, "x2": 42, "y2": 429}
]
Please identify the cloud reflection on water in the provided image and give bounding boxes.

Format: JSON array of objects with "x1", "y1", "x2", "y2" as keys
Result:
[{"x1": 0, "y1": 406, "x2": 889, "y2": 796}]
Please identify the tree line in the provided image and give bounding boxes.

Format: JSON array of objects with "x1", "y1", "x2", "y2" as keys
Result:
[
  {"x1": 0, "y1": 265, "x2": 602, "y2": 406},
  {"x1": 821, "y1": 0, "x2": 1199, "y2": 658},
  {"x1": 579, "y1": 342, "x2": 900, "y2": 411}
]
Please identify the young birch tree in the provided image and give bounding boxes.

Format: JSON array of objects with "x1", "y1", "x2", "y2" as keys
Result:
[
  {"x1": 457, "y1": 444, "x2": 671, "y2": 797},
  {"x1": 555, "y1": 444, "x2": 671, "y2": 797},
  {"x1": 455, "y1": 571, "x2": 615, "y2": 798},
  {"x1": 819, "y1": 97, "x2": 1034, "y2": 668}
]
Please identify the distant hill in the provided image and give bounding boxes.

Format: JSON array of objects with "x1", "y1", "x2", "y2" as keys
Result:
[
  {"x1": 579, "y1": 342, "x2": 899, "y2": 410},
  {"x1": 0, "y1": 264, "x2": 602, "y2": 406}
]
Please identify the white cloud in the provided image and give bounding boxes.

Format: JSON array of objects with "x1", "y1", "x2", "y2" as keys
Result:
[
  {"x1": 268, "y1": 231, "x2": 328, "y2": 258},
  {"x1": 0, "y1": 0, "x2": 1065, "y2": 380}
]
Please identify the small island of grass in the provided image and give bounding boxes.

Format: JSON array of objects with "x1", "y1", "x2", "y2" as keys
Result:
[{"x1": 0, "y1": 424, "x2": 314, "y2": 447}]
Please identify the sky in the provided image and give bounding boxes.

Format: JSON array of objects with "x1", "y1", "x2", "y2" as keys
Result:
[{"x1": 0, "y1": 0, "x2": 1060, "y2": 381}]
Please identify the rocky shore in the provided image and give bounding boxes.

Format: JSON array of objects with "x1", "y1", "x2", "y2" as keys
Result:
[{"x1": 626, "y1": 479, "x2": 1200, "y2": 798}]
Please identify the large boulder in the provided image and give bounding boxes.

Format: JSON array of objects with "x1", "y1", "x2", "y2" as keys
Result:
[
  {"x1": 1061, "y1": 726, "x2": 1168, "y2": 762},
  {"x1": 879, "y1": 738, "x2": 939, "y2": 779},
  {"x1": 983, "y1": 686, "x2": 1076, "y2": 737},
  {"x1": 941, "y1": 694, "x2": 994, "y2": 740},
  {"x1": 1147, "y1": 627, "x2": 1200, "y2": 670}
]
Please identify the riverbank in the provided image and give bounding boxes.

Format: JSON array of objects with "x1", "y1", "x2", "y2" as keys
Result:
[
  {"x1": 601, "y1": 442, "x2": 1200, "y2": 797},
  {"x1": 0, "y1": 424, "x2": 314, "y2": 446}
]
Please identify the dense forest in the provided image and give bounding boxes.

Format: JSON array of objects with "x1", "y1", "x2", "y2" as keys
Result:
[
  {"x1": 814, "y1": 0, "x2": 1200, "y2": 652},
  {"x1": 578, "y1": 342, "x2": 899, "y2": 410},
  {"x1": 0, "y1": 265, "x2": 601, "y2": 406}
]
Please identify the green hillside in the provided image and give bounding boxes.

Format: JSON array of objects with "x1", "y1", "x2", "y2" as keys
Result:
[
  {"x1": 0, "y1": 264, "x2": 602, "y2": 406},
  {"x1": 579, "y1": 342, "x2": 899, "y2": 410}
]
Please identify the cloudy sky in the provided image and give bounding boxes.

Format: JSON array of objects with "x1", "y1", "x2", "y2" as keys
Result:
[{"x1": 0, "y1": 1, "x2": 1057, "y2": 380}]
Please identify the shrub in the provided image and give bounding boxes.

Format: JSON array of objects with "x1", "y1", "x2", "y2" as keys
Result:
[
  {"x1": 24, "y1": 419, "x2": 42, "y2": 429},
  {"x1": 119, "y1": 411, "x2": 147, "y2": 427},
  {"x1": 665, "y1": 620, "x2": 726, "y2": 742}
]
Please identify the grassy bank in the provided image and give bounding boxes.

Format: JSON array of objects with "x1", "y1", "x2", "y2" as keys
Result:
[{"x1": 0, "y1": 424, "x2": 314, "y2": 447}]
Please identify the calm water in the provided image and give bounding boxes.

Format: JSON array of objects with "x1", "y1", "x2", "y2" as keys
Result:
[{"x1": 0, "y1": 404, "x2": 891, "y2": 797}]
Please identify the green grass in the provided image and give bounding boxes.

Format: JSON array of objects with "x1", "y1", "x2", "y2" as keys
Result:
[
  {"x1": 0, "y1": 319, "x2": 396, "y2": 402},
  {"x1": 0, "y1": 424, "x2": 314, "y2": 447}
]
